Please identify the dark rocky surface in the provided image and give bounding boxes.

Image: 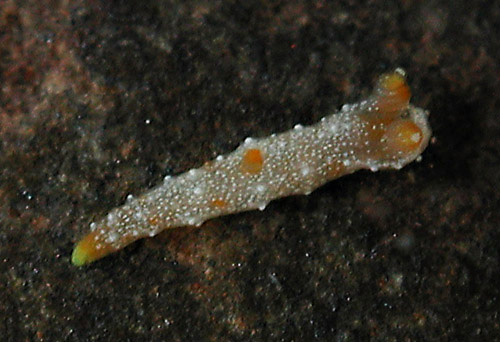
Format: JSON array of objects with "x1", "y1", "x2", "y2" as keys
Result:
[{"x1": 1, "y1": 0, "x2": 499, "y2": 341}]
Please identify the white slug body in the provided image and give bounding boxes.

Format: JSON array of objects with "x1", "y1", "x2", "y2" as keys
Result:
[{"x1": 72, "y1": 69, "x2": 431, "y2": 265}]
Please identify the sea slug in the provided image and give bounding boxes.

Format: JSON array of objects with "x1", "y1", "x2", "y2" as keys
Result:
[{"x1": 72, "y1": 69, "x2": 431, "y2": 266}]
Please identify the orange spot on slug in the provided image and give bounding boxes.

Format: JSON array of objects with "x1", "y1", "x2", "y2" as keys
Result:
[
  {"x1": 241, "y1": 148, "x2": 264, "y2": 174},
  {"x1": 211, "y1": 199, "x2": 227, "y2": 208},
  {"x1": 148, "y1": 216, "x2": 160, "y2": 226}
]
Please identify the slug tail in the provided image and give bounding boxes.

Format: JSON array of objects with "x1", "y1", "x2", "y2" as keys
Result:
[{"x1": 72, "y1": 231, "x2": 118, "y2": 266}]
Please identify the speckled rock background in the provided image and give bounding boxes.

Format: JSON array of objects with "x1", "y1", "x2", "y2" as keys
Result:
[{"x1": 1, "y1": 0, "x2": 499, "y2": 341}]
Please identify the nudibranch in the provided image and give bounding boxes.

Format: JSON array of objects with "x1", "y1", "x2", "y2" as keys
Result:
[{"x1": 72, "y1": 69, "x2": 431, "y2": 266}]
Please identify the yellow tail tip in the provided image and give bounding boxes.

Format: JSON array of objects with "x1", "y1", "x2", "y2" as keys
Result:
[
  {"x1": 71, "y1": 242, "x2": 91, "y2": 266},
  {"x1": 71, "y1": 231, "x2": 117, "y2": 266}
]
